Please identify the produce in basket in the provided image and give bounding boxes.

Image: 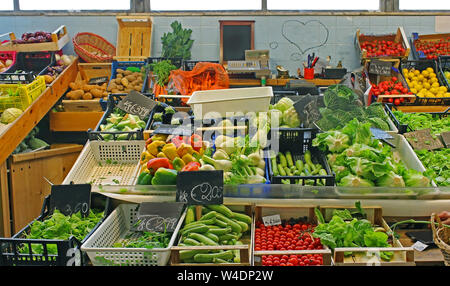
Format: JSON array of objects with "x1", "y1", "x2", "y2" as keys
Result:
[
  {"x1": 392, "y1": 110, "x2": 450, "y2": 135},
  {"x1": 66, "y1": 80, "x2": 108, "y2": 100},
  {"x1": 414, "y1": 37, "x2": 450, "y2": 60},
  {"x1": 313, "y1": 118, "x2": 431, "y2": 187},
  {"x1": 269, "y1": 97, "x2": 301, "y2": 128},
  {"x1": 369, "y1": 76, "x2": 413, "y2": 106},
  {"x1": 403, "y1": 66, "x2": 449, "y2": 98},
  {"x1": 360, "y1": 38, "x2": 406, "y2": 58},
  {"x1": 12, "y1": 31, "x2": 56, "y2": 44},
  {"x1": 0, "y1": 56, "x2": 14, "y2": 73},
  {"x1": 416, "y1": 149, "x2": 450, "y2": 187},
  {"x1": 177, "y1": 205, "x2": 251, "y2": 264},
  {"x1": 112, "y1": 230, "x2": 171, "y2": 249},
  {"x1": 107, "y1": 67, "x2": 145, "y2": 94},
  {"x1": 99, "y1": 108, "x2": 147, "y2": 140}
]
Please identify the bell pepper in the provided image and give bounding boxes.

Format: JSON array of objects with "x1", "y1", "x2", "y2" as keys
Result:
[
  {"x1": 147, "y1": 158, "x2": 172, "y2": 175},
  {"x1": 140, "y1": 151, "x2": 155, "y2": 165},
  {"x1": 146, "y1": 137, "x2": 152, "y2": 146},
  {"x1": 147, "y1": 141, "x2": 165, "y2": 156},
  {"x1": 172, "y1": 157, "x2": 186, "y2": 171},
  {"x1": 182, "y1": 153, "x2": 195, "y2": 164},
  {"x1": 189, "y1": 134, "x2": 203, "y2": 152},
  {"x1": 137, "y1": 170, "x2": 153, "y2": 185},
  {"x1": 151, "y1": 168, "x2": 178, "y2": 185},
  {"x1": 192, "y1": 151, "x2": 201, "y2": 161},
  {"x1": 181, "y1": 161, "x2": 201, "y2": 172},
  {"x1": 171, "y1": 135, "x2": 188, "y2": 148},
  {"x1": 151, "y1": 134, "x2": 168, "y2": 142},
  {"x1": 162, "y1": 143, "x2": 178, "y2": 161},
  {"x1": 177, "y1": 143, "x2": 194, "y2": 158},
  {"x1": 157, "y1": 152, "x2": 167, "y2": 158}
]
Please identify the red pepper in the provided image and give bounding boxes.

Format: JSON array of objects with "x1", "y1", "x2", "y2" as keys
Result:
[
  {"x1": 181, "y1": 161, "x2": 201, "y2": 172},
  {"x1": 171, "y1": 135, "x2": 188, "y2": 148},
  {"x1": 189, "y1": 134, "x2": 203, "y2": 152},
  {"x1": 147, "y1": 158, "x2": 172, "y2": 175}
]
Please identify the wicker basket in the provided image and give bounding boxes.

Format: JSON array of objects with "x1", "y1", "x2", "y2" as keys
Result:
[
  {"x1": 431, "y1": 213, "x2": 450, "y2": 266},
  {"x1": 73, "y1": 32, "x2": 116, "y2": 63}
]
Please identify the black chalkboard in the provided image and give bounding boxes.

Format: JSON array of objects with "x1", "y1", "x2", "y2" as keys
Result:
[
  {"x1": 134, "y1": 202, "x2": 184, "y2": 232},
  {"x1": 223, "y1": 25, "x2": 252, "y2": 61},
  {"x1": 176, "y1": 170, "x2": 224, "y2": 205},
  {"x1": 88, "y1": 76, "x2": 109, "y2": 85},
  {"x1": 50, "y1": 184, "x2": 91, "y2": 217},
  {"x1": 293, "y1": 95, "x2": 322, "y2": 128},
  {"x1": 369, "y1": 60, "x2": 393, "y2": 76},
  {"x1": 153, "y1": 124, "x2": 192, "y2": 136},
  {"x1": 117, "y1": 90, "x2": 157, "y2": 120}
]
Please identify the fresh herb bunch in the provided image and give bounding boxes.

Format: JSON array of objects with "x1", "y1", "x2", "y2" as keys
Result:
[
  {"x1": 416, "y1": 149, "x2": 450, "y2": 186},
  {"x1": 161, "y1": 21, "x2": 194, "y2": 60},
  {"x1": 113, "y1": 231, "x2": 170, "y2": 249},
  {"x1": 21, "y1": 209, "x2": 104, "y2": 255},
  {"x1": 148, "y1": 60, "x2": 177, "y2": 86},
  {"x1": 393, "y1": 111, "x2": 450, "y2": 135}
]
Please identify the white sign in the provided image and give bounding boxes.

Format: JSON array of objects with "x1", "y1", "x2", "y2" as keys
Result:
[
  {"x1": 412, "y1": 241, "x2": 429, "y2": 252},
  {"x1": 262, "y1": 214, "x2": 282, "y2": 226}
]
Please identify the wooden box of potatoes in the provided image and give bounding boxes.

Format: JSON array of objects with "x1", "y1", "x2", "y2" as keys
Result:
[
  {"x1": 62, "y1": 81, "x2": 109, "y2": 112},
  {"x1": 107, "y1": 68, "x2": 146, "y2": 94}
]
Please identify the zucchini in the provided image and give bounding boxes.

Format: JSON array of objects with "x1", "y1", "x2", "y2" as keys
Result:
[
  {"x1": 199, "y1": 211, "x2": 217, "y2": 221},
  {"x1": 216, "y1": 213, "x2": 242, "y2": 233},
  {"x1": 180, "y1": 224, "x2": 209, "y2": 236},
  {"x1": 180, "y1": 249, "x2": 208, "y2": 261},
  {"x1": 183, "y1": 238, "x2": 201, "y2": 246},
  {"x1": 187, "y1": 233, "x2": 218, "y2": 246},
  {"x1": 232, "y1": 212, "x2": 252, "y2": 225},
  {"x1": 208, "y1": 227, "x2": 231, "y2": 236},
  {"x1": 204, "y1": 232, "x2": 219, "y2": 243},
  {"x1": 205, "y1": 205, "x2": 234, "y2": 218},
  {"x1": 234, "y1": 220, "x2": 249, "y2": 232},
  {"x1": 193, "y1": 250, "x2": 234, "y2": 263},
  {"x1": 185, "y1": 206, "x2": 195, "y2": 225}
]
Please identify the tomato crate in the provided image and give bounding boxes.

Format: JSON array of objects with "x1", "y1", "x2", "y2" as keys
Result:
[
  {"x1": 0, "y1": 76, "x2": 46, "y2": 113},
  {"x1": 0, "y1": 51, "x2": 16, "y2": 74},
  {"x1": 82, "y1": 204, "x2": 185, "y2": 266},
  {"x1": 170, "y1": 204, "x2": 253, "y2": 266},
  {"x1": 355, "y1": 27, "x2": 410, "y2": 63},
  {"x1": 0, "y1": 193, "x2": 111, "y2": 266},
  {"x1": 252, "y1": 205, "x2": 332, "y2": 266},
  {"x1": 438, "y1": 55, "x2": 450, "y2": 89},
  {"x1": 400, "y1": 60, "x2": 450, "y2": 106},
  {"x1": 317, "y1": 206, "x2": 414, "y2": 266},
  {"x1": 410, "y1": 32, "x2": 450, "y2": 60}
]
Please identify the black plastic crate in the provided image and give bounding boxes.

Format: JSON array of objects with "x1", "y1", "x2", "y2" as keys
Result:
[
  {"x1": 438, "y1": 55, "x2": 450, "y2": 89},
  {"x1": 0, "y1": 193, "x2": 111, "y2": 266},
  {"x1": 400, "y1": 60, "x2": 450, "y2": 106},
  {"x1": 145, "y1": 57, "x2": 184, "y2": 69},
  {"x1": 88, "y1": 94, "x2": 153, "y2": 141},
  {"x1": 0, "y1": 51, "x2": 55, "y2": 84},
  {"x1": 387, "y1": 104, "x2": 449, "y2": 134},
  {"x1": 148, "y1": 101, "x2": 195, "y2": 131},
  {"x1": 267, "y1": 127, "x2": 335, "y2": 186},
  {"x1": 182, "y1": 60, "x2": 220, "y2": 71}
]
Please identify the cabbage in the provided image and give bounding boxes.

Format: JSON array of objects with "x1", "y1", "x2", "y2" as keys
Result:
[
  {"x1": 403, "y1": 169, "x2": 431, "y2": 187},
  {"x1": 282, "y1": 106, "x2": 301, "y2": 128},
  {"x1": 313, "y1": 131, "x2": 350, "y2": 153},
  {"x1": 1, "y1": 108, "x2": 23, "y2": 124},
  {"x1": 339, "y1": 174, "x2": 374, "y2": 187},
  {"x1": 376, "y1": 171, "x2": 406, "y2": 187},
  {"x1": 273, "y1": 97, "x2": 294, "y2": 113}
]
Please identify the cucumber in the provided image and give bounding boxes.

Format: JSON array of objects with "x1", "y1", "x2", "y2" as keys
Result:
[
  {"x1": 182, "y1": 238, "x2": 201, "y2": 246},
  {"x1": 208, "y1": 227, "x2": 231, "y2": 236},
  {"x1": 216, "y1": 213, "x2": 242, "y2": 233},
  {"x1": 233, "y1": 241, "x2": 243, "y2": 263},
  {"x1": 234, "y1": 220, "x2": 249, "y2": 232},
  {"x1": 199, "y1": 211, "x2": 217, "y2": 221},
  {"x1": 187, "y1": 233, "x2": 218, "y2": 246},
  {"x1": 185, "y1": 206, "x2": 195, "y2": 225},
  {"x1": 232, "y1": 212, "x2": 252, "y2": 225},
  {"x1": 213, "y1": 257, "x2": 230, "y2": 264},
  {"x1": 180, "y1": 249, "x2": 208, "y2": 261},
  {"x1": 204, "y1": 232, "x2": 219, "y2": 243},
  {"x1": 180, "y1": 224, "x2": 209, "y2": 236},
  {"x1": 205, "y1": 205, "x2": 234, "y2": 218},
  {"x1": 193, "y1": 250, "x2": 234, "y2": 263},
  {"x1": 214, "y1": 219, "x2": 228, "y2": 228}
]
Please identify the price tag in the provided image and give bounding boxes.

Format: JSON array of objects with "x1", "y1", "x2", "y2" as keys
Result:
[
  {"x1": 441, "y1": 131, "x2": 450, "y2": 148},
  {"x1": 117, "y1": 90, "x2": 157, "y2": 120},
  {"x1": 403, "y1": 129, "x2": 444, "y2": 151},
  {"x1": 154, "y1": 124, "x2": 192, "y2": 136},
  {"x1": 88, "y1": 76, "x2": 109, "y2": 85},
  {"x1": 369, "y1": 60, "x2": 393, "y2": 76},
  {"x1": 412, "y1": 241, "x2": 429, "y2": 252},
  {"x1": 370, "y1": 128, "x2": 394, "y2": 140},
  {"x1": 176, "y1": 170, "x2": 224, "y2": 205},
  {"x1": 262, "y1": 214, "x2": 282, "y2": 226},
  {"x1": 133, "y1": 202, "x2": 184, "y2": 232},
  {"x1": 293, "y1": 95, "x2": 322, "y2": 128},
  {"x1": 50, "y1": 184, "x2": 91, "y2": 217}
]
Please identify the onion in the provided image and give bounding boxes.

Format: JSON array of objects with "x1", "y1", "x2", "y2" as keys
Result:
[{"x1": 61, "y1": 55, "x2": 72, "y2": 66}]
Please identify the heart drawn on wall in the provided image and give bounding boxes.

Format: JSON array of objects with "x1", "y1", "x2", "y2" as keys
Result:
[{"x1": 281, "y1": 20, "x2": 330, "y2": 61}]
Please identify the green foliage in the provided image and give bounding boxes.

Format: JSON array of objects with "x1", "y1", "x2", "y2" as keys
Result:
[
  {"x1": 415, "y1": 149, "x2": 450, "y2": 186},
  {"x1": 161, "y1": 21, "x2": 194, "y2": 60},
  {"x1": 148, "y1": 60, "x2": 177, "y2": 86},
  {"x1": 393, "y1": 111, "x2": 450, "y2": 135},
  {"x1": 113, "y1": 231, "x2": 170, "y2": 249}
]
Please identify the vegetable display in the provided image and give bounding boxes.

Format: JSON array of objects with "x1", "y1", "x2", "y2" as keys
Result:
[
  {"x1": 0, "y1": 107, "x2": 22, "y2": 124},
  {"x1": 414, "y1": 37, "x2": 450, "y2": 60},
  {"x1": 313, "y1": 118, "x2": 431, "y2": 187},
  {"x1": 13, "y1": 31, "x2": 55, "y2": 44},
  {"x1": 21, "y1": 209, "x2": 104, "y2": 255},
  {"x1": 148, "y1": 60, "x2": 177, "y2": 97},
  {"x1": 416, "y1": 149, "x2": 450, "y2": 187},
  {"x1": 403, "y1": 66, "x2": 449, "y2": 98},
  {"x1": 106, "y1": 68, "x2": 145, "y2": 94},
  {"x1": 269, "y1": 97, "x2": 301, "y2": 128},
  {"x1": 360, "y1": 38, "x2": 406, "y2": 58},
  {"x1": 66, "y1": 80, "x2": 108, "y2": 100},
  {"x1": 369, "y1": 76, "x2": 413, "y2": 106},
  {"x1": 392, "y1": 110, "x2": 450, "y2": 135},
  {"x1": 178, "y1": 205, "x2": 252, "y2": 264},
  {"x1": 113, "y1": 231, "x2": 170, "y2": 249},
  {"x1": 13, "y1": 126, "x2": 49, "y2": 154},
  {"x1": 149, "y1": 103, "x2": 179, "y2": 129},
  {"x1": 99, "y1": 108, "x2": 147, "y2": 140},
  {"x1": 0, "y1": 54, "x2": 14, "y2": 73}
]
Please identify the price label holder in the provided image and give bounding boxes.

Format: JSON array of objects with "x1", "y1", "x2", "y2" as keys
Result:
[
  {"x1": 412, "y1": 241, "x2": 429, "y2": 252},
  {"x1": 441, "y1": 131, "x2": 450, "y2": 148},
  {"x1": 133, "y1": 202, "x2": 185, "y2": 232},
  {"x1": 117, "y1": 90, "x2": 158, "y2": 120},
  {"x1": 403, "y1": 129, "x2": 444, "y2": 151},
  {"x1": 176, "y1": 170, "x2": 224, "y2": 205},
  {"x1": 369, "y1": 60, "x2": 393, "y2": 76},
  {"x1": 154, "y1": 124, "x2": 193, "y2": 136},
  {"x1": 370, "y1": 128, "x2": 396, "y2": 148},
  {"x1": 262, "y1": 214, "x2": 282, "y2": 226},
  {"x1": 88, "y1": 76, "x2": 109, "y2": 85},
  {"x1": 50, "y1": 184, "x2": 92, "y2": 217}
]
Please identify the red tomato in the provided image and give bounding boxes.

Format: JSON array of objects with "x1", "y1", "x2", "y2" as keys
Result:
[{"x1": 394, "y1": 98, "x2": 401, "y2": 106}]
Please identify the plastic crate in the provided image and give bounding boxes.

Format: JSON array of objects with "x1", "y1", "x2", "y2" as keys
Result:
[
  {"x1": 0, "y1": 76, "x2": 46, "y2": 113},
  {"x1": 0, "y1": 51, "x2": 55, "y2": 84},
  {"x1": 88, "y1": 94, "x2": 152, "y2": 141},
  {"x1": 0, "y1": 193, "x2": 111, "y2": 266},
  {"x1": 411, "y1": 32, "x2": 450, "y2": 60},
  {"x1": 400, "y1": 60, "x2": 450, "y2": 106},
  {"x1": 107, "y1": 60, "x2": 148, "y2": 94},
  {"x1": 146, "y1": 57, "x2": 183, "y2": 69},
  {"x1": 81, "y1": 204, "x2": 185, "y2": 266},
  {"x1": 267, "y1": 128, "x2": 335, "y2": 186},
  {"x1": 0, "y1": 51, "x2": 16, "y2": 74},
  {"x1": 182, "y1": 60, "x2": 219, "y2": 71},
  {"x1": 438, "y1": 55, "x2": 450, "y2": 89},
  {"x1": 62, "y1": 140, "x2": 145, "y2": 186},
  {"x1": 147, "y1": 100, "x2": 194, "y2": 131}
]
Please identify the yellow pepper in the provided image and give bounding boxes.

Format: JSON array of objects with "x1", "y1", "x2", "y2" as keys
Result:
[
  {"x1": 140, "y1": 151, "x2": 155, "y2": 165},
  {"x1": 140, "y1": 164, "x2": 149, "y2": 174},
  {"x1": 182, "y1": 153, "x2": 194, "y2": 164},
  {"x1": 162, "y1": 143, "x2": 178, "y2": 161},
  {"x1": 151, "y1": 134, "x2": 168, "y2": 142},
  {"x1": 177, "y1": 143, "x2": 194, "y2": 158},
  {"x1": 147, "y1": 141, "x2": 165, "y2": 156},
  {"x1": 157, "y1": 152, "x2": 167, "y2": 158}
]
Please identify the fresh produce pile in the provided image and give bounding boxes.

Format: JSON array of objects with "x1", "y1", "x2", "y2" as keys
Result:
[
  {"x1": 403, "y1": 66, "x2": 449, "y2": 98},
  {"x1": 445, "y1": 70, "x2": 450, "y2": 85},
  {"x1": 112, "y1": 231, "x2": 170, "y2": 249},
  {"x1": 254, "y1": 219, "x2": 324, "y2": 266},
  {"x1": 178, "y1": 205, "x2": 251, "y2": 264},
  {"x1": 106, "y1": 67, "x2": 146, "y2": 94},
  {"x1": 21, "y1": 209, "x2": 104, "y2": 255},
  {"x1": 43, "y1": 54, "x2": 75, "y2": 84},
  {"x1": 99, "y1": 108, "x2": 147, "y2": 140},
  {"x1": 392, "y1": 110, "x2": 450, "y2": 135},
  {"x1": 67, "y1": 80, "x2": 108, "y2": 101},
  {"x1": 270, "y1": 150, "x2": 329, "y2": 186},
  {"x1": 416, "y1": 149, "x2": 450, "y2": 187},
  {"x1": 13, "y1": 126, "x2": 49, "y2": 154},
  {"x1": 268, "y1": 97, "x2": 301, "y2": 128},
  {"x1": 369, "y1": 76, "x2": 413, "y2": 105},
  {"x1": 147, "y1": 60, "x2": 177, "y2": 97},
  {"x1": 13, "y1": 31, "x2": 55, "y2": 44},
  {"x1": 0, "y1": 54, "x2": 14, "y2": 73},
  {"x1": 313, "y1": 119, "x2": 431, "y2": 187},
  {"x1": 313, "y1": 203, "x2": 394, "y2": 261},
  {"x1": 414, "y1": 37, "x2": 450, "y2": 60},
  {"x1": 360, "y1": 38, "x2": 406, "y2": 58},
  {"x1": 137, "y1": 133, "x2": 207, "y2": 185},
  {"x1": 316, "y1": 85, "x2": 391, "y2": 131},
  {"x1": 0, "y1": 107, "x2": 22, "y2": 124}
]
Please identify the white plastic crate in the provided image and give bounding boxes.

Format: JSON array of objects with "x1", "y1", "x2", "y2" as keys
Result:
[
  {"x1": 63, "y1": 140, "x2": 145, "y2": 186},
  {"x1": 187, "y1": 86, "x2": 273, "y2": 120},
  {"x1": 81, "y1": 204, "x2": 186, "y2": 266}
]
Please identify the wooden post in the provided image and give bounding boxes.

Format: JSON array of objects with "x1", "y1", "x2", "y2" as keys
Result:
[{"x1": 0, "y1": 161, "x2": 11, "y2": 237}]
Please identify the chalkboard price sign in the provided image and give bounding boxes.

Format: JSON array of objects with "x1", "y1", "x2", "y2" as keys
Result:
[
  {"x1": 88, "y1": 76, "x2": 109, "y2": 85},
  {"x1": 117, "y1": 90, "x2": 157, "y2": 120},
  {"x1": 369, "y1": 60, "x2": 393, "y2": 76},
  {"x1": 50, "y1": 184, "x2": 92, "y2": 217},
  {"x1": 176, "y1": 170, "x2": 224, "y2": 205},
  {"x1": 134, "y1": 202, "x2": 184, "y2": 232}
]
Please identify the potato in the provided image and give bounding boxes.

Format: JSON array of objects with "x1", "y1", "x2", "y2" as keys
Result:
[
  {"x1": 100, "y1": 83, "x2": 107, "y2": 90},
  {"x1": 115, "y1": 78, "x2": 122, "y2": 85},
  {"x1": 134, "y1": 86, "x2": 142, "y2": 91},
  {"x1": 125, "y1": 75, "x2": 136, "y2": 82},
  {"x1": 69, "y1": 81, "x2": 83, "y2": 90},
  {"x1": 117, "y1": 85, "x2": 124, "y2": 91},
  {"x1": 82, "y1": 92, "x2": 93, "y2": 100},
  {"x1": 111, "y1": 88, "x2": 120, "y2": 93},
  {"x1": 131, "y1": 80, "x2": 139, "y2": 87},
  {"x1": 91, "y1": 88, "x2": 103, "y2": 98},
  {"x1": 67, "y1": 90, "x2": 83, "y2": 100},
  {"x1": 133, "y1": 72, "x2": 142, "y2": 77},
  {"x1": 121, "y1": 78, "x2": 129, "y2": 87},
  {"x1": 44, "y1": 75, "x2": 54, "y2": 84},
  {"x1": 124, "y1": 70, "x2": 132, "y2": 76},
  {"x1": 116, "y1": 68, "x2": 125, "y2": 74},
  {"x1": 116, "y1": 73, "x2": 123, "y2": 79},
  {"x1": 83, "y1": 85, "x2": 99, "y2": 92},
  {"x1": 124, "y1": 88, "x2": 133, "y2": 93},
  {"x1": 103, "y1": 91, "x2": 108, "y2": 97}
]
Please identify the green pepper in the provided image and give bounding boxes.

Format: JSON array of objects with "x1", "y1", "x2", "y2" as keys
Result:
[
  {"x1": 137, "y1": 171, "x2": 153, "y2": 185},
  {"x1": 151, "y1": 168, "x2": 178, "y2": 185},
  {"x1": 172, "y1": 157, "x2": 186, "y2": 171}
]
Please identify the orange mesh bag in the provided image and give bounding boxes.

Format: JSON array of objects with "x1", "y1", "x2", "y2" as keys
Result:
[{"x1": 166, "y1": 62, "x2": 229, "y2": 103}]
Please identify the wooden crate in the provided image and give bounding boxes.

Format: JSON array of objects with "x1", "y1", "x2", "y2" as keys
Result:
[
  {"x1": 78, "y1": 62, "x2": 112, "y2": 81},
  {"x1": 0, "y1": 26, "x2": 70, "y2": 52},
  {"x1": 252, "y1": 204, "x2": 332, "y2": 266},
  {"x1": 170, "y1": 203, "x2": 253, "y2": 266},
  {"x1": 8, "y1": 144, "x2": 83, "y2": 233},
  {"x1": 356, "y1": 27, "x2": 410, "y2": 62},
  {"x1": 411, "y1": 32, "x2": 450, "y2": 60},
  {"x1": 319, "y1": 206, "x2": 415, "y2": 266},
  {"x1": 50, "y1": 111, "x2": 104, "y2": 132},
  {"x1": 115, "y1": 16, "x2": 152, "y2": 61}
]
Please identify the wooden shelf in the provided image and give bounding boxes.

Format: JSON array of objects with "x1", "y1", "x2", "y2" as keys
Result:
[
  {"x1": 229, "y1": 78, "x2": 340, "y2": 87},
  {"x1": 50, "y1": 111, "x2": 104, "y2": 132}
]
